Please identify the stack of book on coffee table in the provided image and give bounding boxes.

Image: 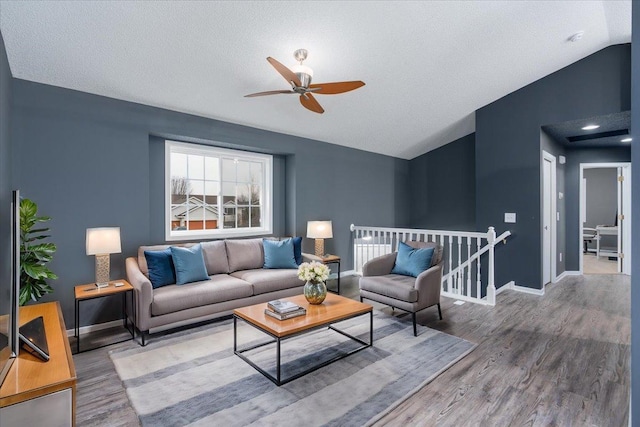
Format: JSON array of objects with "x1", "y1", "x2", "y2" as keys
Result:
[{"x1": 265, "y1": 299, "x2": 307, "y2": 320}]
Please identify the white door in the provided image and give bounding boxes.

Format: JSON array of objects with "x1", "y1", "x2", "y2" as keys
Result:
[{"x1": 542, "y1": 157, "x2": 552, "y2": 285}]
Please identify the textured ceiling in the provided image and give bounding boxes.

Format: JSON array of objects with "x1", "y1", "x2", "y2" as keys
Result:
[
  {"x1": 0, "y1": 1, "x2": 632, "y2": 159},
  {"x1": 542, "y1": 111, "x2": 631, "y2": 148}
]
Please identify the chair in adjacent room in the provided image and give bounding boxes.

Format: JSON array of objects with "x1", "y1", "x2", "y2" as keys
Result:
[{"x1": 359, "y1": 241, "x2": 443, "y2": 336}]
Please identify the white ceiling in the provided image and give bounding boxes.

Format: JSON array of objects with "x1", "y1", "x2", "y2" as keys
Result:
[{"x1": 0, "y1": 1, "x2": 631, "y2": 159}]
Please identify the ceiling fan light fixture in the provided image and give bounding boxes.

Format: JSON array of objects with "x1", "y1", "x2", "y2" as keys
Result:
[{"x1": 291, "y1": 63, "x2": 313, "y2": 78}]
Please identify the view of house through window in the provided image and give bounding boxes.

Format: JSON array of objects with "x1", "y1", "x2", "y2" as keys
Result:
[{"x1": 166, "y1": 141, "x2": 272, "y2": 239}]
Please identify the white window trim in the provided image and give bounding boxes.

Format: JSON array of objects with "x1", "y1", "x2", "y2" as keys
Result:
[{"x1": 165, "y1": 140, "x2": 273, "y2": 241}]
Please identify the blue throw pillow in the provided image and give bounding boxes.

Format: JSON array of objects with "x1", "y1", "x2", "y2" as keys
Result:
[
  {"x1": 144, "y1": 248, "x2": 176, "y2": 289},
  {"x1": 170, "y1": 244, "x2": 210, "y2": 285},
  {"x1": 263, "y1": 238, "x2": 298, "y2": 269},
  {"x1": 391, "y1": 242, "x2": 435, "y2": 278},
  {"x1": 291, "y1": 236, "x2": 303, "y2": 265}
]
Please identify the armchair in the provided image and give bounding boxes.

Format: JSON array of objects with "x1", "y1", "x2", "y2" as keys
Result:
[{"x1": 359, "y1": 241, "x2": 443, "y2": 336}]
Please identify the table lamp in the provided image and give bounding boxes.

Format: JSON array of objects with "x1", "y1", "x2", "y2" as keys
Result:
[
  {"x1": 86, "y1": 227, "x2": 121, "y2": 288},
  {"x1": 307, "y1": 221, "x2": 333, "y2": 257}
]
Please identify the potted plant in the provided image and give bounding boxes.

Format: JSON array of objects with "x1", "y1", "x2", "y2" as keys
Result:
[{"x1": 19, "y1": 198, "x2": 57, "y2": 305}]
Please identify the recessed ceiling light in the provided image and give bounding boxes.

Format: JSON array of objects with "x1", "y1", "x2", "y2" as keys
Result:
[
  {"x1": 581, "y1": 124, "x2": 600, "y2": 130},
  {"x1": 621, "y1": 137, "x2": 632, "y2": 143}
]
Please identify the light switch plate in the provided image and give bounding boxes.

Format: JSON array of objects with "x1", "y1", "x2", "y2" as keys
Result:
[{"x1": 504, "y1": 213, "x2": 516, "y2": 223}]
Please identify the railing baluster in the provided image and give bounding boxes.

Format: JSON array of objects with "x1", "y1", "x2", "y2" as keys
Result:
[
  {"x1": 467, "y1": 237, "x2": 472, "y2": 298},
  {"x1": 476, "y1": 236, "x2": 481, "y2": 300}
]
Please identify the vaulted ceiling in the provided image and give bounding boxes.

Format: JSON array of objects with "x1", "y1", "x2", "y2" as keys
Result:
[{"x1": 0, "y1": 1, "x2": 631, "y2": 159}]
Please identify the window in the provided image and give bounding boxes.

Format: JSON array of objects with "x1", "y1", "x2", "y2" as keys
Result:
[{"x1": 165, "y1": 140, "x2": 272, "y2": 240}]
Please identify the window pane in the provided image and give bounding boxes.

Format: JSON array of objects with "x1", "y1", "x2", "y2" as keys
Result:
[
  {"x1": 189, "y1": 180, "x2": 204, "y2": 199},
  {"x1": 188, "y1": 154, "x2": 204, "y2": 180},
  {"x1": 250, "y1": 162, "x2": 262, "y2": 181},
  {"x1": 237, "y1": 183, "x2": 250, "y2": 205},
  {"x1": 171, "y1": 179, "x2": 189, "y2": 204},
  {"x1": 223, "y1": 207, "x2": 236, "y2": 229},
  {"x1": 250, "y1": 207, "x2": 261, "y2": 228},
  {"x1": 185, "y1": 197, "x2": 204, "y2": 230},
  {"x1": 250, "y1": 185, "x2": 261, "y2": 205},
  {"x1": 204, "y1": 181, "x2": 219, "y2": 205},
  {"x1": 204, "y1": 156, "x2": 220, "y2": 181},
  {"x1": 171, "y1": 153, "x2": 187, "y2": 179},
  {"x1": 237, "y1": 161, "x2": 251, "y2": 183},
  {"x1": 222, "y1": 182, "x2": 236, "y2": 204},
  {"x1": 171, "y1": 204, "x2": 186, "y2": 230},
  {"x1": 238, "y1": 207, "x2": 250, "y2": 228},
  {"x1": 222, "y1": 158, "x2": 236, "y2": 182}
]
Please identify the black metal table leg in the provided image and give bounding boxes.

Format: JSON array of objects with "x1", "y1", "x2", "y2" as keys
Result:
[{"x1": 75, "y1": 299, "x2": 80, "y2": 353}]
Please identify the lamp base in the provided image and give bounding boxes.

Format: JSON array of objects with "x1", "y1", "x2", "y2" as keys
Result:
[
  {"x1": 314, "y1": 239, "x2": 325, "y2": 257},
  {"x1": 95, "y1": 254, "x2": 111, "y2": 288}
]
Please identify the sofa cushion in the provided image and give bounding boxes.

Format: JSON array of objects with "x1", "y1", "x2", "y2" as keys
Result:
[
  {"x1": 144, "y1": 248, "x2": 176, "y2": 289},
  {"x1": 230, "y1": 269, "x2": 301, "y2": 295},
  {"x1": 292, "y1": 236, "x2": 303, "y2": 265},
  {"x1": 391, "y1": 242, "x2": 434, "y2": 277},
  {"x1": 138, "y1": 243, "x2": 189, "y2": 277},
  {"x1": 359, "y1": 274, "x2": 419, "y2": 302},
  {"x1": 151, "y1": 274, "x2": 253, "y2": 316},
  {"x1": 201, "y1": 240, "x2": 230, "y2": 275},
  {"x1": 225, "y1": 238, "x2": 264, "y2": 272},
  {"x1": 263, "y1": 238, "x2": 298, "y2": 269},
  {"x1": 171, "y1": 244, "x2": 210, "y2": 285}
]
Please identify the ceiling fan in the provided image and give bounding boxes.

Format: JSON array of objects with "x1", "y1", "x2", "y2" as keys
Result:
[{"x1": 245, "y1": 49, "x2": 365, "y2": 114}]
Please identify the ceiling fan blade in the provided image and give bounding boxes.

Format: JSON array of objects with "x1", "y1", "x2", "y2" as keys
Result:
[
  {"x1": 308, "y1": 80, "x2": 365, "y2": 95},
  {"x1": 299, "y1": 93, "x2": 324, "y2": 114},
  {"x1": 267, "y1": 57, "x2": 302, "y2": 88},
  {"x1": 244, "y1": 90, "x2": 295, "y2": 97}
]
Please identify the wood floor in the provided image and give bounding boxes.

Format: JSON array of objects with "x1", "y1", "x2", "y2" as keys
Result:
[
  {"x1": 72, "y1": 273, "x2": 630, "y2": 426},
  {"x1": 583, "y1": 252, "x2": 619, "y2": 275}
]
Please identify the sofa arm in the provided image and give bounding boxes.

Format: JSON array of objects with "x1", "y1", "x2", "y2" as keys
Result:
[
  {"x1": 362, "y1": 252, "x2": 397, "y2": 277},
  {"x1": 126, "y1": 257, "x2": 153, "y2": 331},
  {"x1": 414, "y1": 264, "x2": 443, "y2": 305}
]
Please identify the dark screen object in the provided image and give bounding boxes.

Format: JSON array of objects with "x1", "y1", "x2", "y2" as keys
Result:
[{"x1": 19, "y1": 316, "x2": 49, "y2": 362}]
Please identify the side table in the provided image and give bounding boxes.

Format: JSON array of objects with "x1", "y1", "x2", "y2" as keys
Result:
[
  {"x1": 74, "y1": 279, "x2": 136, "y2": 353},
  {"x1": 302, "y1": 253, "x2": 341, "y2": 294}
]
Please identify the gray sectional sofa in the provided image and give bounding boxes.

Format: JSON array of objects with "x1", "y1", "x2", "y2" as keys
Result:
[{"x1": 126, "y1": 238, "x2": 305, "y2": 345}]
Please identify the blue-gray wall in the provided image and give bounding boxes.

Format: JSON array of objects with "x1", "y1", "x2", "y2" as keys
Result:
[
  {"x1": 11, "y1": 78, "x2": 408, "y2": 328},
  {"x1": 0, "y1": 31, "x2": 12, "y2": 319},
  {"x1": 476, "y1": 44, "x2": 631, "y2": 289},
  {"x1": 408, "y1": 133, "x2": 476, "y2": 231},
  {"x1": 630, "y1": 2, "x2": 639, "y2": 421}
]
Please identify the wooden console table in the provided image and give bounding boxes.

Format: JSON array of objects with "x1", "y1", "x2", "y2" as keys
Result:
[{"x1": 0, "y1": 301, "x2": 77, "y2": 426}]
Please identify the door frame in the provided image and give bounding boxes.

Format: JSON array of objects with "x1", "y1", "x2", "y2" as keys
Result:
[
  {"x1": 579, "y1": 162, "x2": 632, "y2": 275},
  {"x1": 541, "y1": 151, "x2": 557, "y2": 286}
]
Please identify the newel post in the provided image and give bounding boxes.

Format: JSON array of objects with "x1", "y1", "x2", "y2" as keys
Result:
[{"x1": 486, "y1": 226, "x2": 496, "y2": 306}]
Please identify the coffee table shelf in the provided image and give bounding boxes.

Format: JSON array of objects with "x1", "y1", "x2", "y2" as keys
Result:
[{"x1": 233, "y1": 294, "x2": 373, "y2": 386}]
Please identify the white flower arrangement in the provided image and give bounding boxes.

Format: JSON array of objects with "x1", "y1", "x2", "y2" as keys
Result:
[{"x1": 297, "y1": 261, "x2": 330, "y2": 283}]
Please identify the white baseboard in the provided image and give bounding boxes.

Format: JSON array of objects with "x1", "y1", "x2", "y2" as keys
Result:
[
  {"x1": 555, "y1": 271, "x2": 581, "y2": 282},
  {"x1": 495, "y1": 281, "x2": 515, "y2": 295},
  {"x1": 495, "y1": 281, "x2": 545, "y2": 296},
  {"x1": 66, "y1": 319, "x2": 123, "y2": 337},
  {"x1": 340, "y1": 270, "x2": 357, "y2": 277}
]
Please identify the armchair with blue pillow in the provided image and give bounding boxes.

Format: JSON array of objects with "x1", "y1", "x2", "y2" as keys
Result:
[{"x1": 359, "y1": 241, "x2": 444, "y2": 336}]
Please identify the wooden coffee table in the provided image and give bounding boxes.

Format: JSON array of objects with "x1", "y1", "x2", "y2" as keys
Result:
[{"x1": 233, "y1": 293, "x2": 373, "y2": 386}]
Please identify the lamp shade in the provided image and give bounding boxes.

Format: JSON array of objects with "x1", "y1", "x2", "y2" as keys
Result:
[
  {"x1": 86, "y1": 227, "x2": 122, "y2": 255},
  {"x1": 307, "y1": 221, "x2": 333, "y2": 239}
]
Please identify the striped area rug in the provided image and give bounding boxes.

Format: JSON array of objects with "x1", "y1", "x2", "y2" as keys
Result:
[{"x1": 110, "y1": 311, "x2": 475, "y2": 426}]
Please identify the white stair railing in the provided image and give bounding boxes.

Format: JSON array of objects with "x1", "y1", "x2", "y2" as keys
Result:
[{"x1": 350, "y1": 224, "x2": 511, "y2": 306}]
